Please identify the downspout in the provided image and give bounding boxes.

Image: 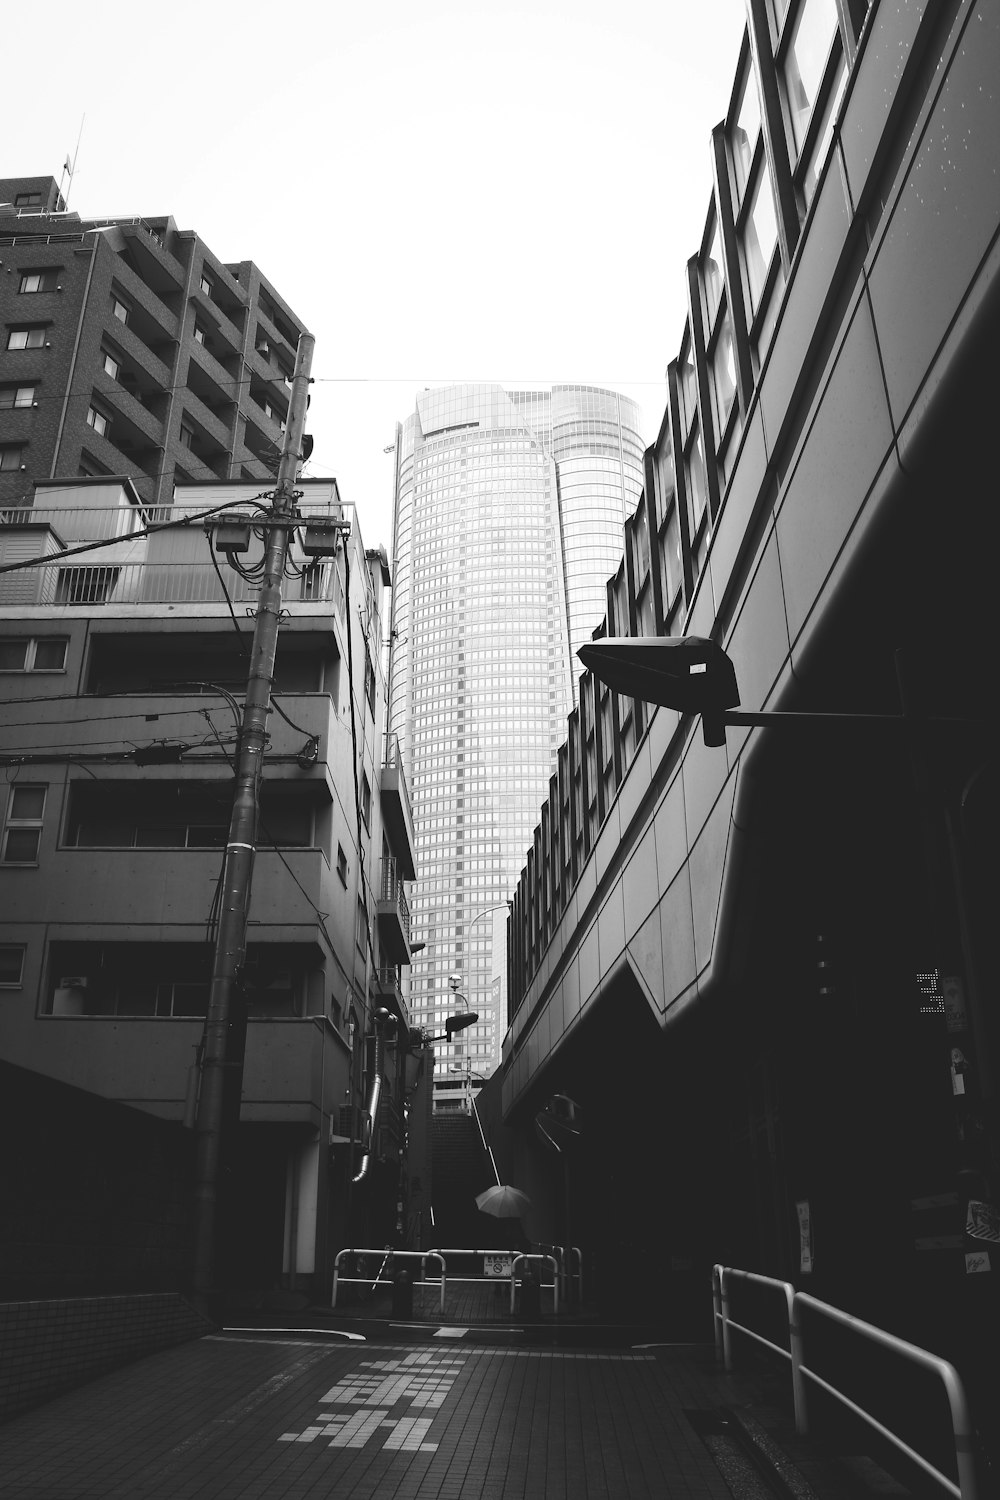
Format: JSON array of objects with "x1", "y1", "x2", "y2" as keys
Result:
[{"x1": 352, "y1": 1026, "x2": 383, "y2": 1184}]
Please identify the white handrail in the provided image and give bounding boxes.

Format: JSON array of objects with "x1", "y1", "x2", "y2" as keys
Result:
[
  {"x1": 332, "y1": 1246, "x2": 446, "y2": 1313},
  {"x1": 712, "y1": 1265, "x2": 979, "y2": 1500}
]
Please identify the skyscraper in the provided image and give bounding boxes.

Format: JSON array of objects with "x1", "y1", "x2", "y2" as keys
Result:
[{"x1": 387, "y1": 383, "x2": 643, "y2": 1103}]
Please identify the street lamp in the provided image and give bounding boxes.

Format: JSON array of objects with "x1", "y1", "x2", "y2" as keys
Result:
[{"x1": 578, "y1": 637, "x2": 988, "y2": 747}]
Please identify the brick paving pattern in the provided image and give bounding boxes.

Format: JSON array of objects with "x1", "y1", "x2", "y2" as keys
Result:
[{"x1": 0, "y1": 1332, "x2": 743, "y2": 1500}]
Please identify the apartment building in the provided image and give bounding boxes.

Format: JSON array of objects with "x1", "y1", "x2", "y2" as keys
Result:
[
  {"x1": 0, "y1": 477, "x2": 417, "y2": 1299},
  {"x1": 1, "y1": 175, "x2": 305, "y2": 513}
]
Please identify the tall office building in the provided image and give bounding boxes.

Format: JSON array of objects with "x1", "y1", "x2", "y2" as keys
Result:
[{"x1": 387, "y1": 384, "x2": 643, "y2": 1105}]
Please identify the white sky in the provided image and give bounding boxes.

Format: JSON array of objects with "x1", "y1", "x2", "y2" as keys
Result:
[{"x1": 7, "y1": 0, "x2": 748, "y2": 556}]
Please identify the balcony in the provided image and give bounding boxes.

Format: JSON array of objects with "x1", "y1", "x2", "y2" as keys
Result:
[
  {"x1": 376, "y1": 856, "x2": 411, "y2": 965},
  {"x1": 0, "y1": 489, "x2": 350, "y2": 611},
  {"x1": 380, "y1": 734, "x2": 415, "y2": 878},
  {"x1": 373, "y1": 967, "x2": 410, "y2": 1031}
]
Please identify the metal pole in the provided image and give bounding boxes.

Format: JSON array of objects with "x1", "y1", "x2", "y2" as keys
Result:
[{"x1": 191, "y1": 334, "x2": 315, "y2": 1316}]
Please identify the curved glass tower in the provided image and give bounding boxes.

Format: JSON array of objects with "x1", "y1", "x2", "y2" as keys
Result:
[{"x1": 388, "y1": 383, "x2": 643, "y2": 1102}]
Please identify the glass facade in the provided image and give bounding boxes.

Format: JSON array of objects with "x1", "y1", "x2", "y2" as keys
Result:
[{"x1": 387, "y1": 383, "x2": 642, "y2": 1092}]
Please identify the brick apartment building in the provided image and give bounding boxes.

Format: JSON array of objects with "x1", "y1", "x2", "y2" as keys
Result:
[{"x1": 1, "y1": 174, "x2": 304, "y2": 512}]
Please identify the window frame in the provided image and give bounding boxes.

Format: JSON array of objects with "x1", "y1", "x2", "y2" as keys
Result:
[
  {"x1": 0, "y1": 944, "x2": 26, "y2": 987},
  {"x1": 2, "y1": 783, "x2": 47, "y2": 866},
  {"x1": 0, "y1": 443, "x2": 27, "y2": 472},
  {"x1": 0, "y1": 384, "x2": 36, "y2": 409},
  {"x1": 0, "y1": 636, "x2": 68, "y2": 673},
  {"x1": 85, "y1": 403, "x2": 110, "y2": 438},
  {"x1": 6, "y1": 325, "x2": 47, "y2": 351},
  {"x1": 18, "y1": 269, "x2": 59, "y2": 294}
]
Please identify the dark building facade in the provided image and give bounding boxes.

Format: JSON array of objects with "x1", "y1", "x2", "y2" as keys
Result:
[
  {"x1": 1, "y1": 175, "x2": 305, "y2": 512},
  {"x1": 494, "y1": 0, "x2": 999, "y2": 1423}
]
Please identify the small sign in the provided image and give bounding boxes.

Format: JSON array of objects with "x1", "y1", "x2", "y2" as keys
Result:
[
  {"x1": 966, "y1": 1200, "x2": 1000, "y2": 1244},
  {"x1": 483, "y1": 1254, "x2": 513, "y2": 1278},
  {"x1": 965, "y1": 1250, "x2": 991, "y2": 1275},
  {"x1": 796, "y1": 1200, "x2": 813, "y2": 1275},
  {"x1": 942, "y1": 976, "x2": 968, "y2": 1034}
]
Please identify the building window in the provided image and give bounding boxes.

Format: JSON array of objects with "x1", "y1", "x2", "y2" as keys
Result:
[
  {"x1": 101, "y1": 348, "x2": 121, "y2": 380},
  {"x1": 336, "y1": 843, "x2": 348, "y2": 885},
  {"x1": 18, "y1": 270, "x2": 59, "y2": 294},
  {"x1": 14, "y1": 192, "x2": 42, "y2": 207},
  {"x1": 364, "y1": 648, "x2": 376, "y2": 713},
  {"x1": 709, "y1": 313, "x2": 738, "y2": 435},
  {"x1": 782, "y1": 0, "x2": 839, "y2": 157},
  {"x1": 361, "y1": 771, "x2": 372, "y2": 829},
  {"x1": 0, "y1": 637, "x2": 68, "y2": 673},
  {"x1": 356, "y1": 898, "x2": 368, "y2": 953},
  {"x1": 742, "y1": 163, "x2": 779, "y2": 316},
  {"x1": 111, "y1": 296, "x2": 130, "y2": 324},
  {"x1": 193, "y1": 322, "x2": 207, "y2": 346},
  {"x1": 6, "y1": 326, "x2": 46, "y2": 350},
  {"x1": 200, "y1": 272, "x2": 213, "y2": 296},
  {"x1": 0, "y1": 384, "x2": 36, "y2": 409},
  {"x1": 2, "y1": 784, "x2": 46, "y2": 864},
  {"x1": 730, "y1": 60, "x2": 762, "y2": 207},
  {"x1": 0, "y1": 945, "x2": 26, "y2": 986},
  {"x1": 0, "y1": 444, "x2": 26, "y2": 471},
  {"x1": 180, "y1": 421, "x2": 196, "y2": 449},
  {"x1": 86, "y1": 404, "x2": 109, "y2": 437}
]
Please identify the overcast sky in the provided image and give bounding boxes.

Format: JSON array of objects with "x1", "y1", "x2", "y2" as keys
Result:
[{"x1": 7, "y1": 0, "x2": 748, "y2": 555}]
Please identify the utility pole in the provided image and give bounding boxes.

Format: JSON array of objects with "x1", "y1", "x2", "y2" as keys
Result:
[{"x1": 192, "y1": 334, "x2": 315, "y2": 1316}]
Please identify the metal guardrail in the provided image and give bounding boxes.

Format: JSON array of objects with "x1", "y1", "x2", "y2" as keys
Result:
[
  {"x1": 510, "y1": 1254, "x2": 559, "y2": 1316},
  {"x1": 332, "y1": 1247, "x2": 445, "y2": 1314},
  {"x1": 712, "y1": 1265, "x2": 980, "y2": 1500},
  {"x1": 534, "y1": 1242, "x2": 583, "y2": 1304}
]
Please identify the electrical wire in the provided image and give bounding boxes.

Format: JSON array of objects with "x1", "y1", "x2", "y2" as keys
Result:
[
  {"x1": 201, "y1": 527, "x2": 322, "y2": 742},
  {"x1": 0, "y1": 496, "x2": 272, "y2": 577}
]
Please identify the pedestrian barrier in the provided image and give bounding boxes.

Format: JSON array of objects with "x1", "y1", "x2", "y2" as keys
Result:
[
  {"x1": 534, "y1": 1243, "x2": 583, "y2": 1304},
  {"x1": 712, "y1": 1265, "x2": 979, "y2": 1500},
  {"x1": 511, "y1": 1254, "x2": 559, "y2": 1316},
  {"x1": 332, "y1": 1247, "x2": 445, "y2": 1314}
]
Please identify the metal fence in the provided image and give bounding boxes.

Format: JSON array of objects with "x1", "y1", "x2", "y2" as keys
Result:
[{"x1": 712, "y1": 1265, "x2": 980, "y2": 1500}]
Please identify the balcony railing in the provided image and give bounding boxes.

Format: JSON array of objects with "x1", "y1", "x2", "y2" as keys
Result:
[
  {"x1": 0, "y1": 492, "x2": 350, "y2": 609},
  {"x1": 379, "y1": 858, "x2": 411, "y2": 942}
]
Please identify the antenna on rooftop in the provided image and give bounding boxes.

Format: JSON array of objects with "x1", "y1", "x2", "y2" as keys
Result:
[{"x1": 59, "y1": 114, "x2": 86, "y2": 210}]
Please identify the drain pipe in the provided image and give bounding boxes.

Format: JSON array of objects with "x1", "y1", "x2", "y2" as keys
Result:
[{"x1": 353, "y1": 1010, "x2": 396, "y2": 1185}]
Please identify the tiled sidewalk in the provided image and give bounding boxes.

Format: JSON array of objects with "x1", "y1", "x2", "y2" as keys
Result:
[{"x1": 0, "y1": 1332, "x2": 767, "y2": 1500}]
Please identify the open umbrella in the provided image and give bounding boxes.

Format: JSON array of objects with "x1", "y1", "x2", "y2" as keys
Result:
[{"x1": 475, "y1": 1184, "x2": 531, "y2": 1218}]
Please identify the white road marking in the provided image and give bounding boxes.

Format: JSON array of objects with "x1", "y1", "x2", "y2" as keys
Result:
[
  {"x1": 433, "y1": 1326, "x2": 469, "y2": 1338},
  {"x1": 279, "y1": 1351, "x2": 466, "y2": 1455}
]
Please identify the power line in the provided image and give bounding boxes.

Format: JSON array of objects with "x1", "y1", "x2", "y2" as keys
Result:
[{"x1": 0, "y1": 495, "x2": 271, "y2": 577}]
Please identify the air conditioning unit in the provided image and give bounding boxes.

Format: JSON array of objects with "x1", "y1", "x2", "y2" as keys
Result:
[{"x1": 52, "y1": 977, "x2": 88, "y2": 1016}]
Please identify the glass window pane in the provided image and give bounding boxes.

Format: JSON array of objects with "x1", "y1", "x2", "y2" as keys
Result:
[
  {"x1": 32, "y1": 639, "x2": 67, "y2": 671},
  {"x1": 677, "y1": 338, "x2": 697, "y2": 432},
  {"x1": 659, "y1": 509, "x2": 682, "y2": 611},
  {"x1": 743, "y1": 164, "x2": 779, "y2": 313},
  {"x1": 4, "y1": 828, "x2": 40, "y2": 862},
  {"x1": 801, "y1": 52, "x2": 847, "y2": 209},
  {"x1": 711, "y1": 313, "x2": 738, "y2": 435},
  {"x1": 685, "y1": 427, "x2": 708, "y2": 535},
  {"x1": 784, "y1": 0, "x2": 839, "y2": 155},
  {"x1": 731, "y1": 64, "x2": 762, "y2": 204},
  {"x1": 11, "y1": 786, "x2": 45, "y2": 820},
  {"x1": 0, "y1": 640, "x2": 28, "y2": 670},
  {"x1": 703, "y1": 216, "x2": 724, "y2": 329}
]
